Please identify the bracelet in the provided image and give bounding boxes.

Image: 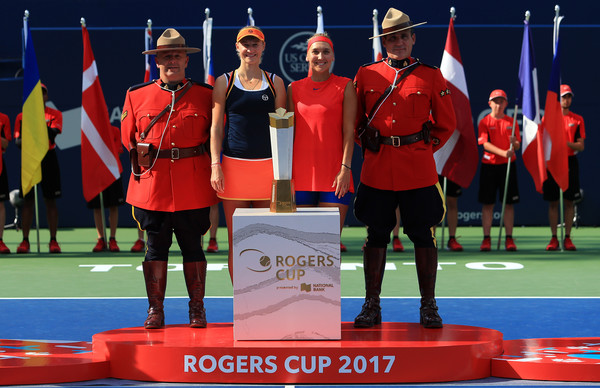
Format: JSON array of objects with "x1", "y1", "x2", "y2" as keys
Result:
[
  {"x1": 341, "y1": 163, "x2": 351, "y2": 170},
  {"x1": 211, "y1": 162, "x2": 221, "y2": 167}
]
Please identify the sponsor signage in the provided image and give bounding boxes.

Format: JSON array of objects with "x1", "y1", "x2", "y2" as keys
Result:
[{"x1": 232, "y1": 207, "x2": 340, "y2": 340}]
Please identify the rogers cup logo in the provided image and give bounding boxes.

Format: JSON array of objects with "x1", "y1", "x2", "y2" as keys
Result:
[{"x1": 279, "y1": 31, "x2": 313, "y2": 84}]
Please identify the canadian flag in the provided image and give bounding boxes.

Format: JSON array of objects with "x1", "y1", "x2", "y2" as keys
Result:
[
  {"x1": 435, "y1": 17, "x2": 478, "y2": 188},
  {"x1": 81, "y1": 25, "x2": 122, "y2": 202}
]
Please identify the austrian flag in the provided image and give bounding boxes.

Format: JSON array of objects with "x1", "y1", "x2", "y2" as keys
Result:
[{"x1": 81, "y1": 25, "x2": 122, "y2": 202}]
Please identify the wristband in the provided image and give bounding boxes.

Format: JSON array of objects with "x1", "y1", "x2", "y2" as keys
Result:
[
  {"x1": 211, "y1": 162, "x2": 221, "y2": 167},
  {"x1": 342, "y1": 163, "x2": 351, "y2": 170}
]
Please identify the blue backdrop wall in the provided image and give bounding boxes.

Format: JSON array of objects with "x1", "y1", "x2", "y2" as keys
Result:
[{"x1": 1, "y1": 0, "x2": 598, "y2": 228}]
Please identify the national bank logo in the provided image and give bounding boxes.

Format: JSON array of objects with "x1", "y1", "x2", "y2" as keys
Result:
[
  {"x1": 239, "y1": 248, "x2": 272, "y2": 272},
  {"x1": 279, "y1": 31, "x2": 313, "y2": 84}
]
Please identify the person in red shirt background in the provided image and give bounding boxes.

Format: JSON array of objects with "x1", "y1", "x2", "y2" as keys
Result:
[
  {"x1": 543, "y1": 84, "x2": 585, "y2": 251},
  {"x1": 353, "y1": 8, "x2": 455, "y2": 329},
  {"x1": 477, "y1": 89, "x2": 521, "y2": 252},
  {"x1": 14, "y1": 84, "x2": 63, "y2": 254},
  {"x1": 88, "y1": 125, "x2": 125, "y2": 253},
  {"x1": 0, "y1": 112, "x2": 12, "y2": 253}
]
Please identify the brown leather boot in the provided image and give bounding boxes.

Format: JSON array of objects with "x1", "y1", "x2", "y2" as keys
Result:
[
  {"x1": 143, "y1": 261, "x2": 168, "y2": 329},
  {"x1": 415, "y1": 247, "x2": 443, "y2": 328},
  {"x1": 354, "y1": 247, "x2": 386, "y2": 328},
  {"x1": 183, "y1": 261, "x2": 207, "y2": 328}
]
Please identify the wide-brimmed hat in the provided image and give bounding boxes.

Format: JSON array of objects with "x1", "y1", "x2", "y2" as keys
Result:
[
  {"x1": 489, "y1": 89, "x2": 507, "y2": 101},
  {"x1": 560, "y1": 84, "x2": 574, "y2": 97},
  {"x1": 370, "y1": 8, "x2": 427, "y2": 39},
  {"x1": 142, "y1": 28, "x2": 200, "y2": 55}
]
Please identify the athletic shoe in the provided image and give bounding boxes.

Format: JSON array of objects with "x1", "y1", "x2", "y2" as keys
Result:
[
  {"x1": 505, "y1": 237, "x2": 517, "y2": 252},
  {"x1": 546, "y1": 237, "x2": 559, "y2": 251},
  {"x1": 17, "y1": 240, "x2": 30, "y2": 254},
  {"x1": 564, "y1": 237, "x2": 576, "y2": 251},
  {"x1": 340, "y1": 242, "x2": 347, "y2": 252},
  {"x1": 392, "y1": 236, "x2": 404, "y2": 252},
  {"x1": 206, "y1": 238, "x2": 219, "y2": 253},
  {"x1": 0, "y1": 241, "x2": 10, "y2": 254},
  {"x1": 93, "y1": 238, "x2": 107, "y2": 252},
  {"x1": 49, "y1": 240, "x2": 62, "y2": 254},
  {"x1": 447, "y1": 237, "x2": 463, "y2": 252},
  {"x1": 109, "y1": 238, "x2": 120, "y2": 252},
  {"x1": 480, "y1": 237, "x2": 491, "y2": 252},
  {"x1": 130, "y1": 239, "x2": 145, "y2": 253}
]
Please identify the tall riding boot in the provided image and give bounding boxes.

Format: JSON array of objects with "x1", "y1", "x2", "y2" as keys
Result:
[
  {"x1": 415, "y1": 247, "x2": 443, "y2": 328},
  {"x1": 354, "y1": 247, "x2": 387, "y2": 328},
  {"x1": 183, "y1": 261, "x2": 207, "y2": 328},
  {"x1": 143, "y1": 260, "x2": 168, "y2": 329}
]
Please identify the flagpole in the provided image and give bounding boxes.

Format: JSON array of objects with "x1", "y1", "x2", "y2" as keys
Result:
[
  {"x1": 553, "y1": 5, "x2": 565, "y2": 252},
  {"x1": 24, "y1": 10, "x2": 42, "y2": 253},
  {"x1": 439, "y1": 7, "x2": 456, "y2": 250}
]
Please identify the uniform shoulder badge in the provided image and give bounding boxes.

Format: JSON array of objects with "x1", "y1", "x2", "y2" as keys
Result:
[{"x1": 121, "y1": 110, "x2": 128, "y2": 122}]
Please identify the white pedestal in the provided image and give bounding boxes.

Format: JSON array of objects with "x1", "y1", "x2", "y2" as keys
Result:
[{"x1": 232, "y1": 207, "x2": 340, "y2": 340}]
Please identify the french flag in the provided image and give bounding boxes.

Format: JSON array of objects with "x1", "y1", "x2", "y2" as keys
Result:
[
  {"x1": 518, "y1": 17, "x2": 545, "y2": 193},
  {"x1": 435, "y1": 16, "x2": 478, "y2": 188},
  {"x1": 540, "y1": 34, "x2": 568, "y2": 191}
]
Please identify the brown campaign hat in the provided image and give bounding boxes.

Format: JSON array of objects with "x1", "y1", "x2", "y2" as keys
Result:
[
  {"x1": 142, "y1": 28, "x2": 200, "y2": 55},
  {"x1": 370, "y1": 8, "x2": 427, "y2": 39}
]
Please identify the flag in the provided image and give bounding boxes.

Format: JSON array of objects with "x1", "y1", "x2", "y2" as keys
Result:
[
  {"x1": 308, "y1": 6, "x2": 326, "y2": 77},
  {"x1": 316, "y1": 6, "x2": 324, "y2": 33},
  {"x1": 21, "y1": 16, "x2": 49, "y2": 196},
  {"x1": 144, "y1": 22, "x2": 158, "y2": 82},
  {"x1": 435, "y1": 16, "x2": 478, "y2": 188},
  {"x1": 518, "y1": 17, "x2": 545, "y2": 193},
  {"x1": 372, "y1": 9, "x2": 383, "y2": 62},
  {"x1": 203, "y1": 12, "x2": 215, "y2": 86},
  {"x1": 81, "y1": 25, "x2": 122, "y2": 202},
  {"x1": 540, "y1": 31, "x2": 568, "y2": 191},
  {"x1": 247, "y1": 7, "x2": 255, "y2": 26}
]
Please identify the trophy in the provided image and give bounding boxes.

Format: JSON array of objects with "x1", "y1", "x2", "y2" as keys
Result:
[{"x1": 268, "y1": 108, "x2": 296, "y2": 213}]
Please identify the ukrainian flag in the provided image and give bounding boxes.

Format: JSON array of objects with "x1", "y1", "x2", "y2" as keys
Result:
[{"x1": 21, "y1": 18, "x2": 49, "y2": 196}]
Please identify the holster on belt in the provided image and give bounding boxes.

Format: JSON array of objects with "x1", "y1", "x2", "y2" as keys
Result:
[
  {"x1": 129, "y1": 147, "x2": 141, "y2": 182},
  {"x1": 357, "y1": 118, "x2": 381, "y2": 156}
]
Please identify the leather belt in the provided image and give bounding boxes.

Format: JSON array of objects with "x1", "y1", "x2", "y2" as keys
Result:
[
  {"x1": 380, "y1": 130, "x2": 425, "y2": 147},
  {"x1": 155, "y1": 144, "x2": 205, "y2": 160}
]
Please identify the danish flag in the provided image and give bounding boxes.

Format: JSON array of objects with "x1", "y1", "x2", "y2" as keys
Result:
[{"x1": 80, "y1": 25, "x2": 122, "y2": 202}]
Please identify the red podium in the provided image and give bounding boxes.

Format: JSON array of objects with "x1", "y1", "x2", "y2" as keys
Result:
[{"x1": 92, "y1": 322, "x2": 503, "y2": 384}]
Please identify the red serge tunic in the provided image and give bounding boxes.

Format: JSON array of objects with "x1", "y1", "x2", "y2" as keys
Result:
[
  {"x1": 354, "y1": 59, "x2": 456, "y2": 191},
  {"x1": 291, "y1": 74, "x2": 354, "y2": 192},
  {"x1": 121, "y1": 80, "x2": 218, "y2": 212}
]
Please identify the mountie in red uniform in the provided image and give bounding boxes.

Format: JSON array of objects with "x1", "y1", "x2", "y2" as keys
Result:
[
  {"x1": 353, "y1": 56, "x2": 456, "y2": 331},
  {"x1": 121, "y1": 79, "x2": 218, "y2": 212},
  {"x1": 354, "y1": 58, "x2": 456, "y2": 191}
]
